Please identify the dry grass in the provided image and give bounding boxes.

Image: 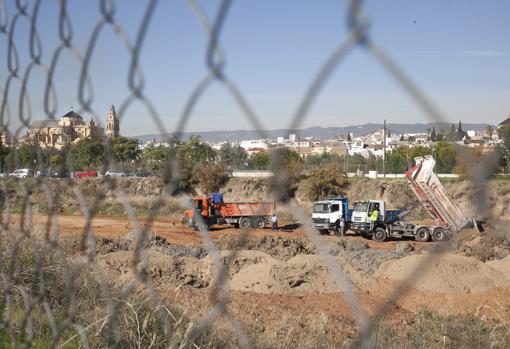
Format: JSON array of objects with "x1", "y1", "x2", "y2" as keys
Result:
[{"x1": 0, "y1": 232, "x2": 227, "y2": 348}]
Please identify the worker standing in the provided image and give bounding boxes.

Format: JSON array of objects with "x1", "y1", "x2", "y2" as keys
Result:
[
  {"x1": 339, "y1": 217, "x2": 345, "y2": 237},
  {"x1": 272, "y1": 214, "x2": 278, "y2": 230},
  {"x1": 369, "y1": 207, "x2": 379, "y2": 231}
]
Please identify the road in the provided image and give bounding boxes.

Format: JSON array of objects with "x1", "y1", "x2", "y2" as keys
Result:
[{"x1": 4, "y1": 213, "x2": 433, "y2": 251}]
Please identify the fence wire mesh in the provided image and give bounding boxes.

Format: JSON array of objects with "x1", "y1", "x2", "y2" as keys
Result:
[{"x1": 0, "y1": 0, "x2": 508, "y2": 348}]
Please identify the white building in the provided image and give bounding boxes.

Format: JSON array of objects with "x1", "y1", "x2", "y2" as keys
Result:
[{"x1": 239, "y1": 139, "x2": 269, "y2": 151}]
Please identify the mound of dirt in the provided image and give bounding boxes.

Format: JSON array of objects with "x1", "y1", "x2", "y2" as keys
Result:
[
  {"x1": 454, "y1": 231, "x2": 510, "y2": 262},
  {"x1": 203, "y1": 250, "x2": 278, "y2": 277},
  {"x1": 229, "y1": 254, "x2": 362, "y2": 294},
  {"x1": 97, "y1": 250, "x2": 212, "y2": 288},
  {"x1": 486, "y1": 255, "x2": 510, "y2": 279},
  {"x1": 375, "y1": 253, "x2": 510, "y2": 294},
  {"x1": 215, "y1": 236, "x2": 316, "y2": 261}
]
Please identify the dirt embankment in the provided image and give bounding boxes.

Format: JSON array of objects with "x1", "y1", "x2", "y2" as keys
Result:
[
  {"x1": 376, "y1": 254, "x2": 509, "y2": 294},
  {"x1": 60, "y1": 229, "x2": 510, "y2": 302},
  {"x1": 4, "y1": 177, "x2": 510, "y2": 227}
]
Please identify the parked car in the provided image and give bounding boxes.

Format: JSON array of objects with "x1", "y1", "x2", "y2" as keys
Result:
[
  {"x1": 72, "y1": 170, "x2": 98, "y2": 178},
  {"x1": 105, "y1": 170, "x2": 127, "y2": 178},
  {"x1": 35, "y1": 170, "x2": 61, "y2": 178},
  {"x1": 130, "y1": 170, "x2": 152, "y2": 177},
  {"x1": 9, "y1": 169, "x2": 32, "y2": 178}
]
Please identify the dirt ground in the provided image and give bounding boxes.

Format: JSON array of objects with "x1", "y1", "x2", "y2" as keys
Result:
[
  {"x1": 4, "y1": 213, "x2": 433, "y2": 249},
  {"x1": 5, "y1": 212, "x2": 510, "y2": 339}
]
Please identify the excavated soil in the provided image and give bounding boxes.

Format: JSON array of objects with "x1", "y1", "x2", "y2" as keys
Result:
[
  {"x1": 375, "y1": 253, "x2": 510, "y2": 293},
  {"x1": 487, "y1": 255, "x2": 510, "y2": 279}
]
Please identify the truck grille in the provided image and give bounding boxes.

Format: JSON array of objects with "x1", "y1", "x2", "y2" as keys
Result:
[{"x1": 312, "y1": 218, "x2": 328, "y2": 224}]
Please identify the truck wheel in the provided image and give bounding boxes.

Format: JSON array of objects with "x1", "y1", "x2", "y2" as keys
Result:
[
  {"x1": 197, "y1": 222, "x2": 209, "y2": 231},
  {"x1": 372, "y1": 227, "x2": 387, "y2": 242},
  {"x1": 239, "y1": 217, "x2": 252, "y2": 229},
  {"x1": 415, "y1": 227, "x2": 430, "y2": 242},
  {"x1": 253, "y1": 217, "x2": 265, "y2": 229},
  {"x1": 432, "y1": 227, "x2": 448, "y2": 241}
]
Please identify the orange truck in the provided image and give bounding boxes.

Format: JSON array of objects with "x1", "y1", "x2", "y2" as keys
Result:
[{"x1": 184, "y1": 193, "x2": 275, "y2": 230}]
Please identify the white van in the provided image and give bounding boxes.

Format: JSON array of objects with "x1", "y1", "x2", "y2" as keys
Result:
[{"x1": 9, "y1": 169, "x2": 32, "y2": 178}]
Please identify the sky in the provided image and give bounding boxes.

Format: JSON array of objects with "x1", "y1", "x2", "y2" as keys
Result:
[{"x1": 1, "y1": 0, "x2": 509, "y2": 136}]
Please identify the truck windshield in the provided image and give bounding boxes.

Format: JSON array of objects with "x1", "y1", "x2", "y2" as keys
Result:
[
  {"x1": 353, "y1": 202, "x2": 368, "y2": 212},
  {"x1": 313, "y1": 203, "x2": 329, "y2": 213}
]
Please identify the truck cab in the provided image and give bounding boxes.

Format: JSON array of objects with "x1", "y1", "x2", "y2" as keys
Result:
[
  {"x1": 350, "y1": 200, "x2": 404, "y2": 241},
  {"x1": 312, "y1": 197, "x2": 349, "y2": 234},
  {"x1": 351, "y1": 200, "x2": 386, "y2": 230},
  {"x1": 184, "y1": 197, "x2": 216, "y2": 230}
]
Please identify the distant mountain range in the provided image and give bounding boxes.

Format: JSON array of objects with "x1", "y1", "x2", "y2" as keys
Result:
[{"x1": 135, "y1": 122, "x2": 491, "y2": 143}]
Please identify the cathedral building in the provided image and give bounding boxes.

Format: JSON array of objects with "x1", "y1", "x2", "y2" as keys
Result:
[
  {"x1": 23, "y1": 105, "x2": 119, "y2": 150},
  {"x1": 105, "y1": 104, "x2": 120, "y2": 138}
]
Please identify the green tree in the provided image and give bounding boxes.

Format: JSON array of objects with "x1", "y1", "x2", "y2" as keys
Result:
[
  {"x1": 177, "y1": 136, "x2": 215, "y2": 164},
  {"x1": 269, "y1": 148, "x2": 303, "y2": 202},
  {"x1": 434, "y1": 141, "x2": 456, "y2": 173},
  {"x1": 219, "y1": 143, "x2": 248, "y2": 170},
  {"x1": 71, "y1": 137, "x2": 105, "y2": 170},
  {"x1": 142, "y1": 143, "x2": 171, "y2": 162},
  {"x1": 430, "y1": 127, "x2": 437, "y2": 142},
  {"x1": 0, "y1": 141, "x2": 10, "y2": 172},
  {"x1": 141, "y1": 143, "x2": 174, "y2": 173},
  {"x1": 110, "y1": 136, "x2": 140, "y2": 163},
  {"x1": 446, "y1": 124, "x2": 457, "y2": 141},
  {"x1": 456, "y1": 121, "x2": 466, "y2": 140},
  {"x1": 169, "y1": 136, "x2": 215, "y2": 192},
  {"x1": 485, "y1": 125, "x2": 494, "y2": 137},
  {"x1": 49, "y1": 152, "x2": 68, "y2": 176},
  {"x1": 304, "y1": 162, "x2": 348, "y2": 201},
  {"x1": 250, "y1": 151, "x2": 270, "y2": 170},
  {"x1": 50, "y1": 154, "x2": 62, "y2": 168},
  {"x1": 304, "y1": 153, "x2": 343, "y2": 169},
  {"x1": 17, "y1": 143, "x2": 37, "y2": 168}
]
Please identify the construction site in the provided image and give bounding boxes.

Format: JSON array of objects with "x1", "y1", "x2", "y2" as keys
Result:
[
  {"x1": 2, "y1": 154, "x2": 510, "y2": 347},
  {"x1": 1, "y1": 1, "x2": 510, "y2": 348}
]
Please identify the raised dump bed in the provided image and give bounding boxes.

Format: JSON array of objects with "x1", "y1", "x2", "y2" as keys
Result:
[{"x1": 406, "y1": 155, "x2": 470, "y2": 232}]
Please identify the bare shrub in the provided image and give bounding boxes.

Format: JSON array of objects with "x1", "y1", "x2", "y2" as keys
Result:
[{"x1": 303, "y1": 162, "x2": 349, "y2": 201}]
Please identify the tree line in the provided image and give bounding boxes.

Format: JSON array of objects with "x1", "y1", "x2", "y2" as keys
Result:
[{"x1": 1, "y1": 130, "x2": 509, "y2": 200}]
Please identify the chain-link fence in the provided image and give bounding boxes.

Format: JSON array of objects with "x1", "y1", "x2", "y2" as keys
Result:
[{"x1": 1, "y1": 0, "x2": 509, "y2": 348}]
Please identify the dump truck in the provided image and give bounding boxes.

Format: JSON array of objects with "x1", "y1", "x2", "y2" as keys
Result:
[
  {"x1": 184, "y1": 193, "x2": 275, "y2": 230},
  {"x1": 311, "y1": 197, "x2": 351, "y2": 235},
  {"x1": 406, "y1": 155, "x2": 470, "y2": 234},
  {"x1": 312, "y1": 155, "x2": 470, "y2": 242}
]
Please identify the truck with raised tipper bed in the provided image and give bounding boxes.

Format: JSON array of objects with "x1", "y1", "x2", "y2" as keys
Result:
[
  {"x1": 312, "y1": 155, "x2": 471, "y2": 242},
  {"x1": 184, "y1": 193, "x2": 275, "y2": 230}
]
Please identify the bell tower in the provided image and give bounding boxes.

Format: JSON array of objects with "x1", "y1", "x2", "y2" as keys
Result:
[{"x1": 105, "y1": 104, "x2": 119, "y2": 138}]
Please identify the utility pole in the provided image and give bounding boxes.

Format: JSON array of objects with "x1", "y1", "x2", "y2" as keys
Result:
[
  {"x1": 383, "y1": 119, "x2": 386, "y2": 178},
  {"x1": 297, "y1": 133, "x2": 300, "y2": 158}
]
